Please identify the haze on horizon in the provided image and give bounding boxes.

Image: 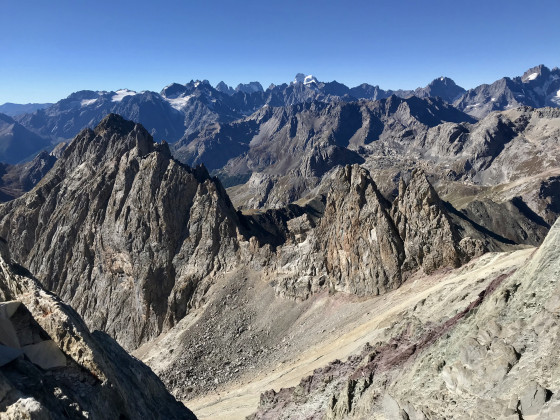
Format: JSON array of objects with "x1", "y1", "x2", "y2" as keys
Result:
[{"x1": 1, "y1": 0, "x2": 559, "y2": 104}]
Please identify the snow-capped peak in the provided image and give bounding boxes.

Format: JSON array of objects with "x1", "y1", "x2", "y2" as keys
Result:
[
  {"x1": 111, "y1": 89, "x2": 138, "y2": 102},
  {"x1": 304, "y1": 75, "x2": 318, "y2": 85},
  {"x1": 293, "y1": 73, "x2": 318, "y2": 85}
]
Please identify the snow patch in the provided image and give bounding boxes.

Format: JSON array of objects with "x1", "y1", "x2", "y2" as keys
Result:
[
  {"x1": 111, "y1": 89, "x2": 137, "y2": 102},
  {"x1": 165, "y1": 95, "x2": 195, "y2": 110},
  {"x1": 304, "y1": 75, "x2": 318, "y2": 85},
  {"x1": 551, "y1": 89, "x2": 560, "y2": 105},
  {"x1": 81, "y1": 98, "x2": 98, "y2": 107},
  {"x1": 293, "y1": 73, "x2": 318, "y2": 85},
  {"x1": 526, "y1": 72, "x2": 539, "y2": 81}
]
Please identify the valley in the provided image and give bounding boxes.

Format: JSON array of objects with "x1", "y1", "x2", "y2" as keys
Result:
[{"x1": 0, "y1": 64, "x2": 559, "y2": 419}]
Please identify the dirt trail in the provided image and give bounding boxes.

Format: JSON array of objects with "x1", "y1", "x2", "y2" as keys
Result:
[{"x1": 187, "y1": 248, "x2": 533, "y2": 419}]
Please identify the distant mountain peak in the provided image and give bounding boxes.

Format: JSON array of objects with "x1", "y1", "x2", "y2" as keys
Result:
[
  {"x1": 431, "y1": 76, "x2": 458, "y2": 86},
  {"x1": 522, "y1": 64, "x2": 550, "y2": 82},
  {"x1": 216, "y1": 81, "x2": 235, "y2": 95},
  {"x1": 235, "y1": 81, "x2": 264, "y2": 94},
  {"x1": 293, "y1": 73, "x2": 318, "y2": 85}
]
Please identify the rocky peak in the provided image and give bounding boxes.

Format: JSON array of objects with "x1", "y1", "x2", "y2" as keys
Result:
[
  {"x1": 292, "y1": 73, "x2": 318, "y2": 85},
  {"x1": 160, "y1": 82, "x2": 189, "y2": 99},
  {"x1": 0, "y1": 116, "x2": 242, "y2": 350},
  {"x1": 216, "y1": 81, "x2": 235, "y2": 95},
  {"x1": 58, "y1": 113, "x2": 154, "y2": 172},
  {"x1": 391, "y1": 169, "x2": 465, "y2": 273},
  {"x1": 235, "y1": 81, "x2": 264, "y2": 94},
  {"x1": 522, "y1": 64, "x2": 550, "y2": 82},
  {"x1": 273, "y1": 165, "x2": 486, "y2": 300},
  {"x1": 417, "y1": 76, "x2": 466, "y2": 102},
  {"x1": 316, "y1": 165, "x2": 404, "y2": 295}
]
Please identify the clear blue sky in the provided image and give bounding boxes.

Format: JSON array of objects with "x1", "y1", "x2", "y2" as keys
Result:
[{"x1": 1, "y1": 0, "x2": 559, "y2": 103}]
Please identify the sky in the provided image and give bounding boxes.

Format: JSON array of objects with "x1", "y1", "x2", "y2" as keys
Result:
[{"x1": 1, "y1": 0, "x2": 559, "y2": 104}]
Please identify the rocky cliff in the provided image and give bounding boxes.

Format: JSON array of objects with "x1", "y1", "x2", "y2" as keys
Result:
[
  {"x1": 0, "y1": 114, "x2": 242, "y2": 350},
  {"x1": 267, "y1": 166, "x2": 490, "y2": 300},
  {"x1": 0, "y1": 115, "x2": 503, "y2": 355},
  {"x1": 0, "y1": 238, "x2": 195, "y2": 419},
  {"x1": 172, "y1": 99, "x2": 559, "y2": 248}
]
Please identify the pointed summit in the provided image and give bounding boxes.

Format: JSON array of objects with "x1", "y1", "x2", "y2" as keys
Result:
[
  {"x1": 216, "y1": 81, "x2": 235, "y2": 95},
  {"x1": 390, "y1": 169, "x2": 480, "y2": 273},
  {"x1": 292, "y1": 74, "x2": 318, "y2": 85},
  {"x1": 415, "y1": 76, "x2": 466, "y2": 103},
  {"x1": 522, "y1": 64, "x2": 550, "y2": 82}
]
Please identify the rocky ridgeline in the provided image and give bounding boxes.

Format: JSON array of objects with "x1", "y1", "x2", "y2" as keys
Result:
[
  {"x1": 269, "y1": 165, "x2": 487, "y2": 300},
  {"x1": 0, "y1": 116, "x2": 506, "y2": 353},
  {"x1": 250, "y1": 217, "x2": 560, "y2": 420},
  {"x1": 0, "y1": 238, "x2": 194, "y2": 419},
  {"x1": 0, "y1": 114, "x2": 242, "y2": 350}
]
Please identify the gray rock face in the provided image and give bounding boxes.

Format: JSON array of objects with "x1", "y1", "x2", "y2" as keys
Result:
[
  {"x1": 0, "y1": 114, "x2": 242, "y2": 350},
  {"x1": 0, "y1": 113, "x2": 503, "y2": 356},
  {"x1": 267, "y1": 165, "x2": 490, "y2": 300},
  {"x1": 390, "y1": 170, "x2": 468, "y2": 273},
  {"x1": 174, "y1": 98, "x2": 559, "y2": 249},
  {"x1": 272, "y1": 165, "x2": 405, "y2": 298},
  {"x1": 250, "y1": 217, "x2": 560, "y2": 420},
  {"x1": 0, "y1": 238, "x2": 195, "y2": 419}
]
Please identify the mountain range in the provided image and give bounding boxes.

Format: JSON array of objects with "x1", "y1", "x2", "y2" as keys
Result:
[
  {"x1": 0, "y1": 113, "x2": 557, "y2": 418},
  {"x1": 4, "y1": 64, "x2": 559, "y2": 150},
  {"x1": 0, "y1": 64, "x2": 559, "y2": 419}
]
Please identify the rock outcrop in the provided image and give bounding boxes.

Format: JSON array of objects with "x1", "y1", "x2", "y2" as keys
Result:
[
  {"x1": 0, "y1": 238, "x2": 195, "y2": 419},
  {"x1": 391, "y1": 170, "x2": 467, "y2": 273},
  {"x1": 268, "y1": 165, "x2": 490, "y2": 300}
]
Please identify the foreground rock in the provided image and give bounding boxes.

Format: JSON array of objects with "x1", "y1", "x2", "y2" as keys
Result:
[
  {"x1": 0, "y1": 238, "x2": 195, "y2": 419},
  {"x1": 250, "y1": 217, "x2": 560, "y2": 419}
]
